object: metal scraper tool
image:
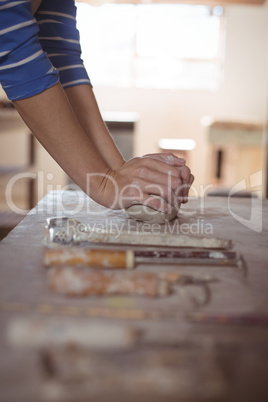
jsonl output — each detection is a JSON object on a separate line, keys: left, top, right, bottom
{"left": 43, "top": 217, "right": 232, "bottom": 250}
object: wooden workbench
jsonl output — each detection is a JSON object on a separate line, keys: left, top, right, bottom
{"left": 0, "top": 191, "right": 268, "bottom": 402}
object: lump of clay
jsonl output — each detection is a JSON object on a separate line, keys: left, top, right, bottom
{"left": 125, "top": 196, "right": 179, "bottom": 224}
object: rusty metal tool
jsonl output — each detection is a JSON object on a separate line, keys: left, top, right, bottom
{"left": 48, "top": 267, "right": 214, "bottom": 304}
{"left": 48, "top": 268, "right": 171, "bottom": 298}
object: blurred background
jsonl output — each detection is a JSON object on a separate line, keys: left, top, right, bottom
{"left": 0, "top": 0, "right": 268, "bottom": 238}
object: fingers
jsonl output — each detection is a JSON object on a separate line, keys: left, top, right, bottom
{"left": 179, "top": 165, "right": 192, "bottom": 184}
{"left": 128, "top": 156, "right": 194, "bottom": 207}
{"left": 128, "top": 190, "right": 177, "bottom": 214}
{"left": 143, "top": 152, "right": 186, "bottom": 167}
{"left": 141, "top": 153, "right": 194, "bottom": 203}
{"left": 138, "top": 156, "right": 183, "bottom": 179}
{"left": 176, "top": 169, "right": 195, "bottom": 204}
{"left": 178, "top": 165, "right": 191, "bottom": 203}
{"left": 128, "top": 177, "right": 179, "bottom": 211}
{"left": 133, "top": 158, "right": 184, "bottom": 208}
{"left": 102, "top": 155, "right": 194, "bottom": 211}
{"left": 137, "top": 164, "right": 181, "bottom": 192}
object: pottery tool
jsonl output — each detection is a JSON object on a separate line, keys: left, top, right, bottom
{"left": 43, "top": 246, "right": 245, "bottom": 270}
{"left": 3, "top": 301, "right": 268, "bottom": 326}
{"left": 44, "top": 248, "right": 134, "bottom": 269}
{"left": 43, "top": 217, "right": 232, "bottom": 249}
{"left": 48, "top": 268, "right": 171, "bottom": 297}
{"left": 0, "top": 301, "right": 177, "bottom": 320}
{"left": 48, "top": 267, "right": 213, "bottom": 304}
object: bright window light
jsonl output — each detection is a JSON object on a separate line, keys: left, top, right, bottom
{"left": 76, "top": 3, "right": 225, "bottom": 90}
{"left": 136, "top": 5, "right": 219, "bottom": 59}
{"left": 158, "top": 139, "right": 196, "bottom": 151}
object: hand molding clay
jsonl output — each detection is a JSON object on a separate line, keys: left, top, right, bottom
{"left": 126, "top": 196, "right": 180, "bottom": 224}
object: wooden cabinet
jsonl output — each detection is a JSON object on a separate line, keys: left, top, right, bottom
{"left": 203, "top": 118, "right": 265, "bottom": 191}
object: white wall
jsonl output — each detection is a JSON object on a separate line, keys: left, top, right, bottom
{"left": 93, "top": 2, "right": 268, "bottom": 193}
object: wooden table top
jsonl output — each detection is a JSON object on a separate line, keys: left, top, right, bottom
{"left": 0, "top": 191, "right": 268, "bottom": 402}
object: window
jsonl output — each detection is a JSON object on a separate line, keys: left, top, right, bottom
{"left": 76, "top": 3, "right": 225, "bottom": 90}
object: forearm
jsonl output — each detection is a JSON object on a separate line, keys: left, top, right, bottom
{"left": 64, "top": 85, "right": 125, "bottom": 170}
{"left": 13, "top": 82, "right": 110, "bottom": 196}
{"left": 3, "top": 0, "right": 194, "bottom": 212}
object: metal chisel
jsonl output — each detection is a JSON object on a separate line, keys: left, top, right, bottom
{"left": 43, "top": 217, "right": 232, "bottom": 249}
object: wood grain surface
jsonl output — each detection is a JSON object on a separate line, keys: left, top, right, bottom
{"left": 0, "top": 190, "right": 267, "bottom": 402}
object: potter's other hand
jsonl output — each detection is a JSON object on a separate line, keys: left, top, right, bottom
{"left": 143, "top": 152, "right": 186, "bottom": 167}
{"left": 176, "top": 165, "right": 194, "bottom": 204}
{"left": 145, "top": 153, "right": 194, "bottom": 204}
{"left": 90, "top": 154, "right": 188, "bottom": 211}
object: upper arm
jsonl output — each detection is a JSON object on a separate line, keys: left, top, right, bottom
{"left": 0, "top": 0, "right": 59, "bottom": 100}
{"left": 35, "top": 0, "right": 92, "bottom": 89}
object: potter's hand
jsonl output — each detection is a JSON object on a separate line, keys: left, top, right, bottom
{"left": 90, "top": 153, "right": 194, "bottom": 211}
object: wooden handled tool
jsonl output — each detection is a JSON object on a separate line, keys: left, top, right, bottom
{"left": 48, "top": 268, "right": 171, "bottom": 297}
{"left": 44, "top": 248, "right": 134, "bottom": 269}
{"left": 48, "top": 268, "right": 212, "bottom": 303}
{"left": 43, "top": 247, "right": 241, "bottom": 269}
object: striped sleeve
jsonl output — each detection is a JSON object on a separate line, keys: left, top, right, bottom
{"left": 0, "top": 0, "right": 59, "bottom": 100}
{"left": 35, "top": 0, "right": 92, "bottom": 89}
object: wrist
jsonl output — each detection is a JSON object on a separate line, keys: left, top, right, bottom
{"left": 82, "top": 166, "right": 113, "bottom": 203}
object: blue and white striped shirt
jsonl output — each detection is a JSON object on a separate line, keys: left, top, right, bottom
{"left": 0, "top": 0, "right": 91, "bottom": 101}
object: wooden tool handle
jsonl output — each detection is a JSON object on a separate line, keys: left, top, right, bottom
{"left": 43, "top": 248, "right": 134, "bottom": 269}
{"left": 48, "top": 268, "right": 170, "bottom": 297}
